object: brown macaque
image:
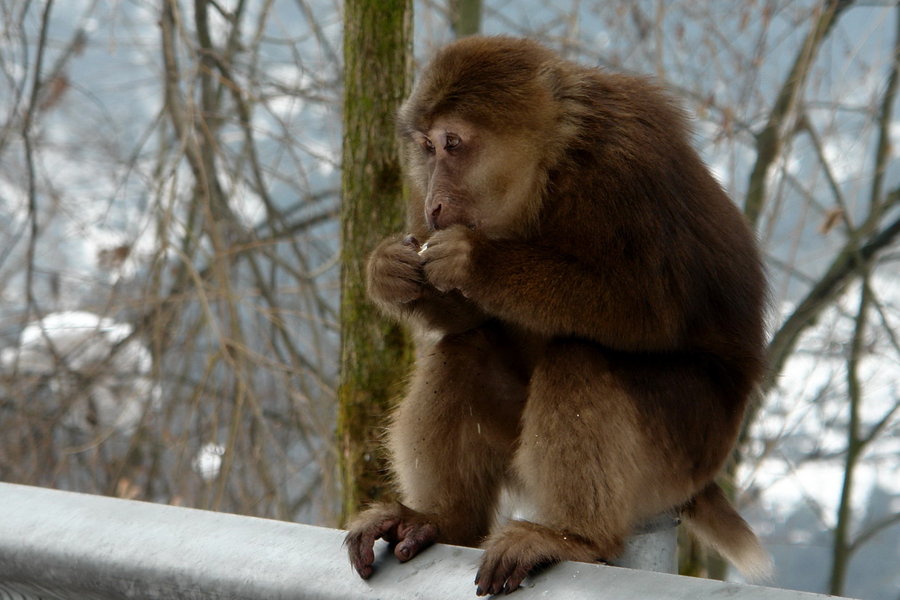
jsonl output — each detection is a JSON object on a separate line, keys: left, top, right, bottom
{"left": 345, "top": 36, "right": 771, "bottom": 595}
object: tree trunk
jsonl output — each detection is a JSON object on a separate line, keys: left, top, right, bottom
{"left": 828, "top": 279, "right": 869, "bottom": 596}
{"left": 450, "top": 0, "right": 482, "bottom": 38}
{"left": 338, "top": 0, "right": 413, "bottom": 524}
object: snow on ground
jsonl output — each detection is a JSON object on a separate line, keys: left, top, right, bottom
{"left": 1, "top": 311, "right": 158, "bottom": 432}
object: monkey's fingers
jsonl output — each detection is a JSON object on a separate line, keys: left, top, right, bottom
{"left": 344, "top": 516, "right": 401, "bottom": 579}
{"left": 368, "top": 241, "right": 428, "bottom": 304}
{"left": 418, "top": 225, "right": 476, "bottom": 291}
{"left": 401, "top": 234, "right": 421, "bottom": 251}
{"left": 388, "top": 246, "right": 426, "bottom": 272}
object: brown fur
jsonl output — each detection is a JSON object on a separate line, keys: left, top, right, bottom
{"left": 347, "top": 36, "right": 769, "bottom": 594}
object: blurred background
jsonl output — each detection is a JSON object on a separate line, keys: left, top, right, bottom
{"left": 0, "top": 1, "right": 897, "bottom": 598}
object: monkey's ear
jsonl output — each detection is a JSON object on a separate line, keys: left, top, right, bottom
{"left": 537, "top": 63, "right": 565, "bottom": 101}
{"left": 531, "top": 62, "right": 584, "bottom": 169}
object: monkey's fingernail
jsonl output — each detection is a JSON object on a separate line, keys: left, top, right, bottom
{"left": 402, "top": 234, "right": 420, "bottom": 250}
{"left": 417, "top": 242, "right": 429, "bottom": 255}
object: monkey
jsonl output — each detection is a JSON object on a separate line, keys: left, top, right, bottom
{"left": 345, "top": 36, "right": 771, "bottom": 595}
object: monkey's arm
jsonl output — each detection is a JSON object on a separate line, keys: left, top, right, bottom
{"left": 367, "top": 235, "right": 488, "bottom": 335}
{"left": 421, "top": 226, "right": 686, "bottom": 351}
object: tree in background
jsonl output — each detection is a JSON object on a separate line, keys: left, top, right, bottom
{"left": 338, "top": 0, "right": 413, "bottom": 521}
{"left": 450, "top": 0, "right": 482, "bottom": 37}
{"left": 0, "top": 0, "right": 344, "bottom": 523}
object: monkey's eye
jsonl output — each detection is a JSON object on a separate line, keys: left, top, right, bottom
{"left": 422, "top": 138, "right": 435, "bottom": 154}
{"left": 444, "top": 134, "right": 460, "bottom": 150}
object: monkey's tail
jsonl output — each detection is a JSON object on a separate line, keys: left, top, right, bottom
{"left": 680, "top": 482, "right": 773, "bottom": 582}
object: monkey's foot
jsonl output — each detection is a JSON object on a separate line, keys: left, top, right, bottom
{"left": 344, "top": 502, "right": 439, "bottom": 579}
{"left": 475, "top": 520, "right": 607, "bottom": 596}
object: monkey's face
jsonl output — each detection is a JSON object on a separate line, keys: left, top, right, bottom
{"left": 406, "top": 116, "right": 544, "bottom": 240}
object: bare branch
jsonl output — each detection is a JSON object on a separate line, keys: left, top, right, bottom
{"left": 829, "top": 270, "right": 871, "bottom": 595}
{"left": 744, "top": 0, "right": 854, "bottom": 228}
{"left": 848, "top": 512, "right": 900, "bottom": 555}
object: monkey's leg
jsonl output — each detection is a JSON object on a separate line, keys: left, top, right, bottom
{"left": 477, "top": 340, "right": 662, "bottom": 596}
{"left": 347, "top": 326, "right": 525, "bottom": 579}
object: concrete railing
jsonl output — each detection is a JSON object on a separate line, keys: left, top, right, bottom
{"left": 0, "top": 483, "right": 843, "bottom": 599}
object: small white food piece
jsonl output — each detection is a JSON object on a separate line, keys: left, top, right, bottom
{"left": 418, "top": 242, "right": 429, "bottom": 255}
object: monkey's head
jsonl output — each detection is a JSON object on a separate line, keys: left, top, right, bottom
{"left": 398, "top": 37, "right": 576, "bottom": 240}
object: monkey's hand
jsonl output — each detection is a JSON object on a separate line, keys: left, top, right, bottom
{"left": 367, "top": 236, "right": 427, "bottom": 306}
{"left": 345, "top": 502, "right": 439, "bottom": 579}
{"left": 420, "top": 225, "right": 475, "bottom": 294}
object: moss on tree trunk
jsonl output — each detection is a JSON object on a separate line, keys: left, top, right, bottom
{"left": 338, "top": 0, "right": 413, "bottom": 524}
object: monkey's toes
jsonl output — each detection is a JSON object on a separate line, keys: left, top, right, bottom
{"left": 345, "top": 515, "right": 401, "bottom": 579}
{"left": 393, "top": 520, "right": 438, "bottom": 562}
{"left": 475, "top": 553, "right": 533, "bottom": 596}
